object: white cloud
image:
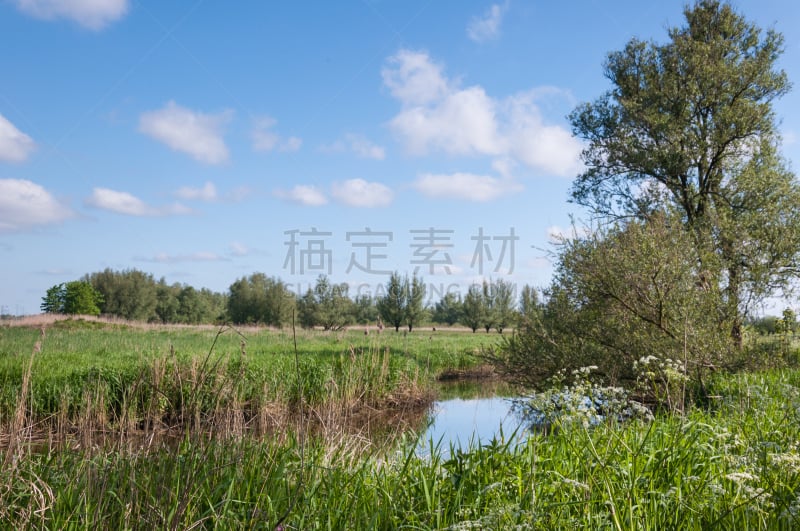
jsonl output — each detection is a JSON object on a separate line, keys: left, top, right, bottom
{"left": 0, "top": 179, "right": 73, "bottom": 232}
{"left": 174, "top": 182, "right": 251, "bottom": 203}
{"left": 491, "top": 157, "right": 517, "bottom": 179}
{"left": 139, "top": 101, "right": 232, "bottom": 164}
{"left": 467, "top": 2, "right": 508, "bottom": 43}
{"left": 384, "top": 50, "right": 582, "bottom": 177}
{"left": 322, "top": 134, "right": 385, "bottom": 160}
{"left": 413, "top": 172, "right": 521, "bottom": 202}
{"left": 14, "top": 0, "right": 129, "bottom": 30}
{"left": 274, "top": 185, "right": 328, "bottom": 207}
{"left": 382, "top": 49, "right": 451, "bottom": 106}
{"left": 175, "top": 181, "right": 217, "bottom": 201}
{"left": 331, "top": 179, "right": 394, "bottom": 208}
{"left": 0, "top": 114, "right": 35, "bottom": 162}
{"left": 252, "top": 116, "right": 302, "bottom": 153}
{"left": 347, "top": 134, "right": 385, "bottom": 159}
{"left": 86, "top": 187, "right": 191, "bottom": 216}
{"left": 229, "top": 242, "right": 249, "bottom": 256}
{"left": 139, "top": 252, "right": 226, "bottom": 264}
{"left": 504, "top": 92, "right": 584, "bottom": 176}
{"left": 390, "top": 85, "right": 502, "bottom": 156}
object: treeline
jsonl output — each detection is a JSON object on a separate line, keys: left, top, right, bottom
{"left": 42, "top": 269, "right": 227, "bottom": 324}
{"left": 41, "top": 268, "right": 540, "bottom": 332}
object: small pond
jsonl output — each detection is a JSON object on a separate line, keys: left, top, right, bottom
{"left": 417, "top": 380, "right": 528, "bottom": 457}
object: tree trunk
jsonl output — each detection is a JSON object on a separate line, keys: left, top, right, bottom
{"left": 727, "top": 264, "right": 743, "bottom": 350}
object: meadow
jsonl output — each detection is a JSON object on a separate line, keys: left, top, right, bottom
{"left": 0, "top": 318, "right": 492, "bottom": 441}
{"left": 2, "top": 318, "right": 800, "bottom": 529}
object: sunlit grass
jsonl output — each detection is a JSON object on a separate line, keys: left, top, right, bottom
{"left": 1, "top": 370, "right": 799, "bottom": 529}
{"left": 0, "top": 320, "right": 493, "bottom": 435}
{"left": 2, "top": 320, "right": 799, "bottom": 528}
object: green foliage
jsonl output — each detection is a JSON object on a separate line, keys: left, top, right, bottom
{"left": 0, "top": 325, "right": 491, "bottom": 426}
{"left": 154, "top": 278, "right": 180, "bottom": 323}
{"left": 76, "top": 269, "right": 226, "bottom": 324}
{"left": 461, "top": 284, "right": 485, "bottom": 333}
{"left": 85, "top": 268, "right": 159, "bottom": 321}
{"left": 352, "top": 294, "right": 379, "bottom": 324}
{"left": 497, "top": 1, "right": 800, "bottom": 404}
{"left": 480, "top": 280, "right": 495, "bottom": 333}
{"left": 493, "top": 214, "right": 732, "bottom": 395}
{"left": 63, "top": 281, "right": 103, "bottom": 316}
{"left": 748, "top": 315, "right": 780, "bottom": 335}
{"left": 40, "top": 281, "right": 103, "bottom": 316}
{"left": 490, "top": 279, "right": 515, "bottom": 334}
{"left": 297, "top": 275, "right": 354, "bottom": 330}
{"left": 405, "top": 274, "right": 426, "bottom": 332}
{"left": 518, "top": 284, "right": 540, "bottom": 325}
{"left": 777, "top": 308, "right": 798, "bottom": 335}
{"left": 432, "top": 292, "right": 463, "bottom": 326}
{"left": 40, "top": 284, "right": 65, "bottom": 314}
{"left": 227, "top": 273, "right": 295, "bottom": 326}
{"left": 569, "top": 0, "right": 800, "bottom": 346}
{"left": 376, "top": 272, "right": 426, "bottom": 332}
{"left": 377, "top": 272, "right": 407, "bottom": 332}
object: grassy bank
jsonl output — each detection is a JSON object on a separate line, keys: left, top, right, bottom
{"left": 1, "top": 369, "right": 799, "bottom": 529}
{"left": 0, "top": 319, "right": 493, "bottom": 436}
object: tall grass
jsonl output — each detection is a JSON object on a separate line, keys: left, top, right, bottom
{"left": 0, "top": 321, "right": 489, "bottom": 440}
{"left": 3, "top": 320, "right": 799, "bottom": 529}
{"left": 2, "top": 364, "right": 800, "bottom": 528}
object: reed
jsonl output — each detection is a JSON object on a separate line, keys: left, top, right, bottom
{"left": 3, "top": 320, "right": 799, "bottom": 529}
{"left": 2, "top": 369, "right": 799, "bottom": 529}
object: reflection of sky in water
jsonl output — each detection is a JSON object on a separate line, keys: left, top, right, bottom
{"left": 417, "top": 397, "right": 526, "bottom": 457}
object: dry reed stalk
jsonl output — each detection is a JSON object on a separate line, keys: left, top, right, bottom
{"left": 3, "top": 336, "right": 38, "bottom": 469}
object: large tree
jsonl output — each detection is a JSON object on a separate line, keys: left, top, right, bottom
{"left": 297, "top": 275, "right": 354, "bottom": 330}
{"left": 491, "top": 279, "right": 516, "bottom": 334}
{"left": 377, "top": 273, "right": 407, "bottom": 332}
{"left": 405, "top": 274, "right": 426, "bottom": 332}
{"left": 41, "top": 281, "right": 103, "bottom": 316}
{"left": 228, "top": 273, "right": 295, "bottom": 326}
{"left": 569, "top": 0, "right": 800, "bottom": 346}
{"left": 84, "top": 268, "right": 158, "bottom": 322}
{"left": 377, "top": 273, "right": 426, "bottom": 332}
{"left": 432, "top": 292, "right": 463, "bottom": 326}
{"left": 461, "top": 284, "right": 485, "bottom": 333}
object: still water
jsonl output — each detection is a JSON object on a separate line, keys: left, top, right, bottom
{"left": 417, "top": 381, "right": 528, "bottom": 456}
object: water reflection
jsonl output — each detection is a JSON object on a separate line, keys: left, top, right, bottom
{"left": 417, "top": 380, "right": 527, "bottom": 456}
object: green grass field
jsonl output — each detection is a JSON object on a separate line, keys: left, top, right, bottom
{"left": 2, "top": 368, "right": 799, "bottom": 529}
{"left": 2, "top": 318, "right": 800, "bottom": 529}
{"left": 0, "top": 318, "right": 497, "bottom": 435}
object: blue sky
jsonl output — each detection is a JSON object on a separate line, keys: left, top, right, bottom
{"left": 2, "top": 0, "right": 800, "bottom": 315}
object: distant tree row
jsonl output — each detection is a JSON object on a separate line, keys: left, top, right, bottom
{"left": 748, "top": 309, "right": 798, "bottom": 336}
{"left": 42, "top": 268, "right": 540, "bottom": 331}
{"left": 434, "top": 280, "right": 539, "bottom": 333}
{"left": 41, "top": 269, "right": 227, "bottom": 324}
